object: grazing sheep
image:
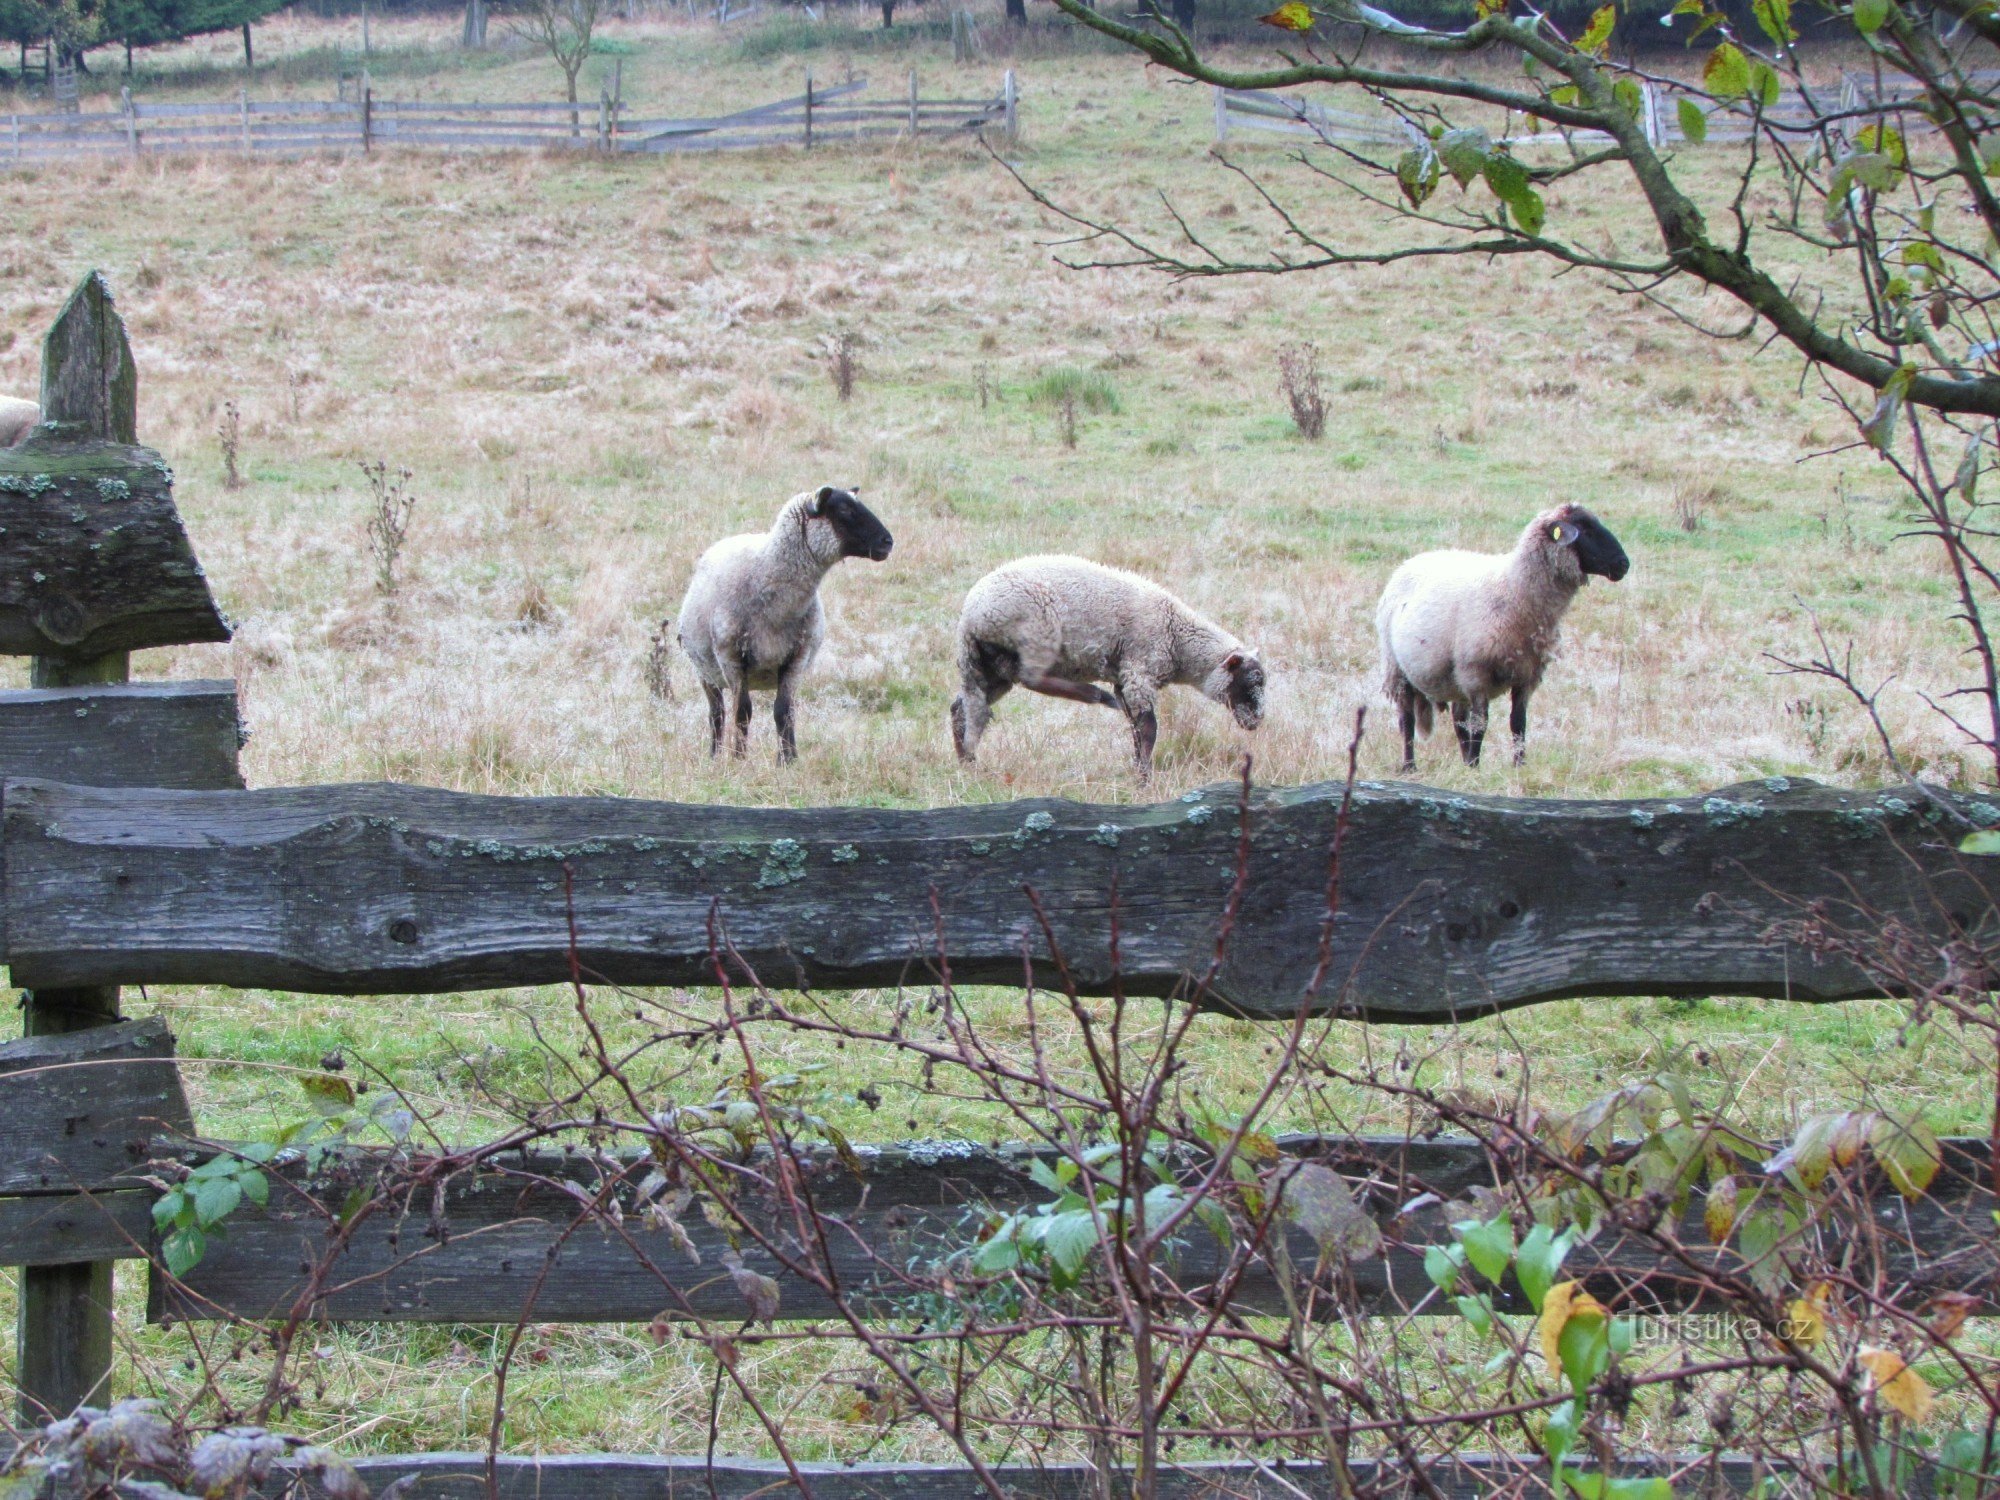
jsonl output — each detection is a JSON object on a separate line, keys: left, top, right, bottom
{"left": 1376, "top": 502, "right": 1629, "bottom": 771}
{"left": 676, "top": 485, "right": 893, "bottom": 762}
{"left": 950, "top": 555, "right": 1265, "bottom": 779}
{"left": 0, "top": 397, "right": 40, "bottom": 447}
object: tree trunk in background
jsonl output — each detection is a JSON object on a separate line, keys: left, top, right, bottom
{"left": 1170, "top": 0, "right": 1194, "bottom": 28}
{"left": 242, "top": 22, "right": 253, "bottom": 66}
{"left": 881, "top": 0, "right": 895, "bottom": 24}
{"left": 1004, "top": 0, "right": 1024, "bottom": 22}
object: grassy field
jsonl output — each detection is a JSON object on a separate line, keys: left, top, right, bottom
{"left": 0, "top": 3, "right": 1991, "bottom": 1458}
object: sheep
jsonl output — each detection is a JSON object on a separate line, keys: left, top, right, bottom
{"left": 950, "top": 555, "right": 1265, "bottom": 780}
{"left": 1375, "top": 502, "right": 1629, "bottom": 772}
{"left": 0, "top": 397, "right": 40, "bottom": 447}
{"left": 675, "top": 485, "right": 894, "bottom": 762}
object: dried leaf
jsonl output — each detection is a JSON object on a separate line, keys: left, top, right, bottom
{"left": 721, "top": 1250, "right": 781, "bottom": 1323}
{"left": 1276, "top": 1161, "right": 1382, "bottom": 1261}
{"left": 1537, "top": 1280, "right": 1607, "bottom": 1372}
{"left": 1928, "top": 1290, "right": 1979, "bottom": 1341}
{"left": 1782, "top": 1287, "right": 1827, "bottom": 1350}
{"left": 1860, "top": 1345, "right": 1934, "bottom": 1423}
{"left": 1704, "top": 1175, "right": 1739, "bottom": 1244}
{"left": 80, "top": 1400, "right": 181, "bottom": 1474}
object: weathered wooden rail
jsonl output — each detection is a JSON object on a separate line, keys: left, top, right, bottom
{"left": 0, "top": 272, "right": 1994, "bottom": 1497}
{"left": 0, "top": 775, "right": 1985, "bottom": 1016}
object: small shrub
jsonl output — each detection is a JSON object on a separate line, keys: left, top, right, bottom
{"left": 646, "top": 620, "right": 677, "bottom": 700}
{"left": 361, "top": 459, "right": 417, "bottom": 597}
{"left": 826, "top": 331, "right": 858, "bottom": 402}
{"left": 1276, "top": 342, "right": 1327, "bottom": 441}
{"left": 1670, "top": 483, "right": 1707, "bottom": 532}
{"left": 1058, "top": 389, "right": 1079, "bottom": 449}
{"left": 1026, "top": 365, "right": 1119, "bottom": 414}
{"left": 218, "top": 399, "right": 243, "bottom": 489}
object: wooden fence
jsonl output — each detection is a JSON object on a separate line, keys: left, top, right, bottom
{"left": 0, "top": 273, "right": 1996, "bottom": 1494}
{"left": 0, "top": 69, "right": 1016, "bottom": 163}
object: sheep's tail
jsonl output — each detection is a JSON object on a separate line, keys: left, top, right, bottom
{"left": 1413, "top": 694, "right": 1434, "bottom": 737}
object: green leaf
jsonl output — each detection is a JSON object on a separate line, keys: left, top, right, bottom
{"left": 163, "top": 1225, "right": 207, "bottom": 1277}
{"left": 1482, "top": 154, "right": 1547, "bottom": 235}
{"left": 1704, "top": 42, "right": 1751, "bottom": 100}
{"left": 1044, "top": 1210, "right": 1100, "bottom": 1279}
{"left": 1872, "top": 1114, "right": 1942, "bottom": 1199}
{"left": 1902, "top": 241, "right": 1943, "bottom": 271}
{"left": 1578, "top": 1, "right": 1615, "bottom": 53}
{"left": 1750, "top": 61, "right": 1782, "bottom": 107}
{"left": 1961, "top": 828, "right": 2000, "bottom": 853}
{"left": 151, "top": 1189, "right": 187, "bottom": 1233}
{"left": 1549, "top": 84, "right": 1581, "bottom": 105}
{"left": 971, "top": 1228, "right": 1021, "bottom": 1274}
{"left": 1861, "top": 362, "right": 1916, "bottom": 452}
{"left": 1515, "top": 1223, "right": 1573, "bottom": 1311}
{"left": 1438, "top": 126, "right": 1492, "bottom": 188}
{"left": 1753, "top": 0, "right": 1794, "bottom": 41}
{"left": 1544, "top": 1398, "right": 1580, "bottom": 1469}
{"left": 1557, "top": 1303, "right": 1611, "bottom": 1396}
{"left": 1853, "top": 0, "right": 1889, "bottom": 32}
{"left": 1677, "top": 95, "right": 1708, "bottom": 142}
{"left": 1613, "top": 77, "right": 1643, "bottom": 118}
{"left": 1858, "top": 122, "right": 1908, "bottom": 167}
{"left": 300, "top": 1072, "right": 357, "bottom": 1116}
{"left": 192, "top": 1174, "right": 242, "bottom": 1227}
{"left": 238, "top": 1168, "right": 269, "bottom": 1208}
{"left": 1455, "top": 1292, "right": 1494, "bottom": 1334}
{"left": 1458, "top": 1216, "right": 1515, "bottom": 1285}
{"left": 1424, "top": 1243, "right": 1462, "bottom": 1293}
{"left": 1396, "top": 145, "right": 1442, "bottom": 209}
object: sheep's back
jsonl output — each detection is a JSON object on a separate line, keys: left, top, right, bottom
{"left": 1377, "top": 550, "right": 1509, "bottom": 694}
{"left": 0, "top": 396, "right": 39, "bottom": 448}
{"left": 960, "top": 555, "right": 1172, "bottom": 661}
{"left": 676, "top": 533, "right": 765, "bottom": 676}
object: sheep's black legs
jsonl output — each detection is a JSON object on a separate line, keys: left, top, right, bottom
{"left": 1130, "top": 707, "right": 1158, "bottom": 779}
{"left": 774, "top": 686, "right": 797, "bottom": 763}
{"left": 1020, "top": 672, "right": 1119, "bottom": 709}
{"left": 1509, "top": 686, "right": 1529, "bottom": 766}
{"left": 1451, "top": 704, "right": 1484, "bottom": 766}
{"left": 1396, "top": 683, "right": 1418, "bottom": 772}
{"left": 732, "top": 685, "right": 753, "bottom": 757}
{"left": 703, "top": 685, "right": 726, "bottom": 758}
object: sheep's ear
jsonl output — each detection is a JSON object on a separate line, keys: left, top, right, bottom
{"left": 809, "top": 486, "right": 832, "bottom": 515}
{"left": 1222, "top": 651, "right": 1245, "bottom": 672}
{"left": 1550, "top": 520, "right": 1579, "bottom": 546}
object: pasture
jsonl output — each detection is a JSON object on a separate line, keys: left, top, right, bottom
{"left": 0, "top": 3, "right": 1985, "bottom": 1461}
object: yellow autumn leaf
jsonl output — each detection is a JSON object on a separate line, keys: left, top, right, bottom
{"left": 1258, "top": 0, "right": 1316, "bottom": 28}
{"left": 1536, "top": 1280, "right": 1608, "bottom": 1371}
{"left": 1781, "top": 1292, "right": 1825, "bottom": 1350}
{"left": 1860, "top": 1346, "right": 1934, "bottom": 1423}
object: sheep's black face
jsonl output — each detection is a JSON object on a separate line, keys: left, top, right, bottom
{"left": 811, "top": 486, "right": 894, "bottom": 562}
{"left": 1223, "top": 651, "right": 1265, "bottom": 730}
{"left": 1553, "top": 506, "right": 1630, "bottom": 583}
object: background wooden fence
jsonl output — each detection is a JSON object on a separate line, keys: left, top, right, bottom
{"left": 0, "top": 68, "right": 1016, "bottom": 161}
{"left": 0, "top": 274, "right": 1993, "bottom": 1494}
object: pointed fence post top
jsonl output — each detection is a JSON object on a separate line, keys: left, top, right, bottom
{"left": 39, "top": 272, "right": 137, "bottom": 445}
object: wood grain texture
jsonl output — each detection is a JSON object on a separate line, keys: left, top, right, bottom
{"left": 0, "top": 681, "right": 242, "bottom": 792}
{"left": 38, "top": 273, "right": 136, "bottom": 446}
{"left": 152, "top": 1136, "right": 1997, "bottom": 1327}
{"left": 6, "top": 777, "right": 1991, "bottom": 1017}
{"left": 0, "top": 1190, "right": 151, "bottom": 1265}
{"left": 0, "top": 438, "right": 231, "bottom": 658}
{"left": 0, "top": 1017, "right": 192, "bottom": 1196}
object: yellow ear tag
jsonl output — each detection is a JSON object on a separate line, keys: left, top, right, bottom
{"left": 1551, "top": 525, "right": 1564, "bottom": 540}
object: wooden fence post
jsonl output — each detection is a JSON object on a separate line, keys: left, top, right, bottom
{"left": 363, "top": 77, "right": 373, "bottom": 153}
{"left": 238, "top": 88, "right": 250, "bottom": 154}
{"left": 1003, "top": 68, "right": 1017, "bottom": 141}
{"left": 120, "top": 86, "right": 137, "bottom": 155}
{"left": 1213, "top": 83, "right": 1227, "bottom": 143}
{"left": 804, "top": 67, "right": 813, "bottom": 149}
{"left": 909, "top": 68, "right": 919, "bottom": 135}
{"left": 9, "top": 113, "right": 17, "bottom": 160}
{"left": 15, "top": 274, "right": 136, "bottom": 1426}
{"left": 610, "top": 56, "right": 622, "bottom": 148}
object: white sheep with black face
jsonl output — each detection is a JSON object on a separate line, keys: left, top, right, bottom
{"left": 0, "top": 397, "right": 39, "bottom": 447}
{"left": 1376, "top": 502, "right": 1630, "bottom": 771}
{"left": 675, "top": 485, "right": 894, "bottom": 763}
{"left": 949, "top": 554, "right": 1266, "bottom": 781}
